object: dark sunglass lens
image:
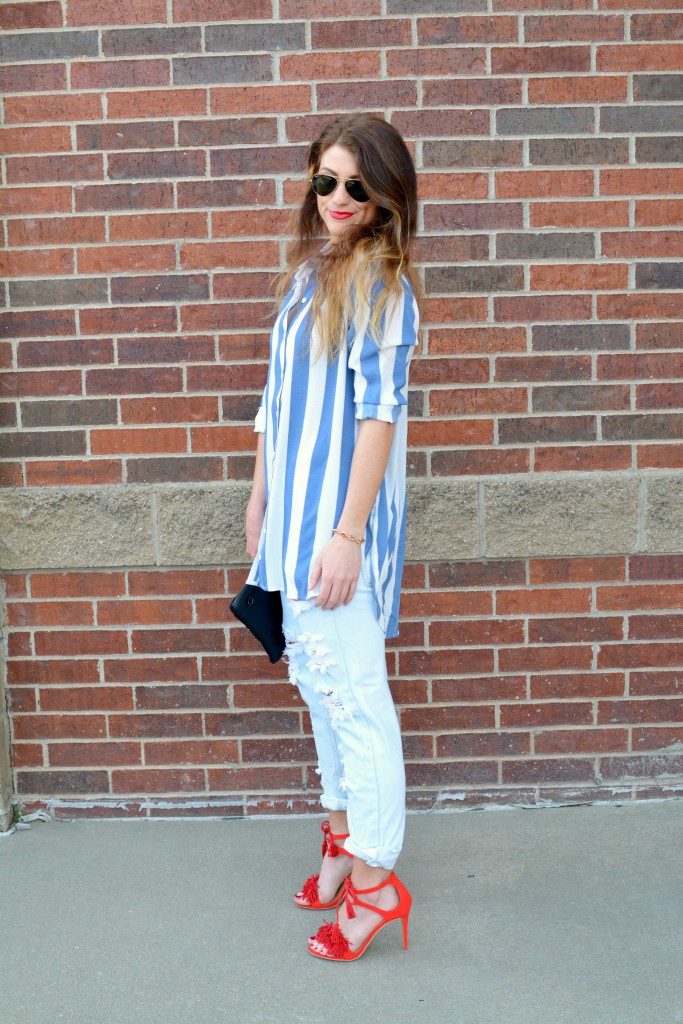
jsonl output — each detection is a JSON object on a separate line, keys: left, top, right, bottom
{"left": 346, "top": 180, "right": 370, "bottom": 203}
{"left": 312, "top": 174, "right": 336, "bottom": 197}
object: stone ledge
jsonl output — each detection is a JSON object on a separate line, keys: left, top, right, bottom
{"left": 0, "top": 472, "right": 681, "bottom": 571}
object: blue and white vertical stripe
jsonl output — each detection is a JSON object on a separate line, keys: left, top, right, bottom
{"left": 246, "top": 262, "right": 419, "bottom": 638}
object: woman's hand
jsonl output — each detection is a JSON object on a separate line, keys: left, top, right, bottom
{"left": 246, "top": 496, "right": 266, "bottom": 560}
{"left": 309, "top": 534, "right": 362, "bottom": 610}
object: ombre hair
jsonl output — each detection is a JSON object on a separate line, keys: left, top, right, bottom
{"left": 276, "top": 114, "right": 421, "bottom": 361}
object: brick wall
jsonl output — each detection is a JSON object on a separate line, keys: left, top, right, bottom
{"left": 1, "top": 0, "right": 683, "bottom": 819}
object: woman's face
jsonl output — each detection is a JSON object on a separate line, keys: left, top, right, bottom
{"left": 315, "top": 144, "right": 378, "bottom": 244}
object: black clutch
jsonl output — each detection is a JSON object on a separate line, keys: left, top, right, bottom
{"left": 229, "top": 583, "right": 285, "bottom": 664}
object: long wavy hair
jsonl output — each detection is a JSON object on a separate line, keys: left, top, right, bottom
{"left": 275, "top": 114, "right": 421, "bottom": 361}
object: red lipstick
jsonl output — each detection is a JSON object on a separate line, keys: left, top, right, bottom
{"left": 329, "top": 211, "right": 353, "bottom": 220}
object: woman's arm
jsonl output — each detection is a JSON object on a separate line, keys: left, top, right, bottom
{"left": 309, "top": 418, "right": 395, "bottom": 610}
{"left": 246, "top": 431, "right": 267, "bottom": 560}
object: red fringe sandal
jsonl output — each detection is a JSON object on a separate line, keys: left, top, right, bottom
{"left": 293, "top": 819, "right": 353, "bottom": 910}
{"left": 307, "top": 872, "right": 412, "bottom": 961}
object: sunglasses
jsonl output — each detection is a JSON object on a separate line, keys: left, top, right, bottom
{"left": 311, "top": 173, "right": 371, "bottom": 204}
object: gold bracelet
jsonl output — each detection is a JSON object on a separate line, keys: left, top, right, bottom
{"left": 332, "top": 528, "right": 365, "bottom": 545}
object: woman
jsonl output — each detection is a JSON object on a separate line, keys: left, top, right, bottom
{"left": 245, "top": 113, "right": 420, "bottom": 962}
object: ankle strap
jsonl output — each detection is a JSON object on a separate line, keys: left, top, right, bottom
{"left": 321, "top": 819, "right": 351, "bottom": 859}
{"left": 342, "top": 873, "right": 397, "bottom": 920}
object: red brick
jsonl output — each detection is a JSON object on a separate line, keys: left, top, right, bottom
{"left": 34, "top": 630, "right": 128, "bottom": 657}
{"left": 602, "top": 354, "right": 683, "bottom": 382}
{"left": 6, "top": 153, "right": 103, "bottom": 185}
{"left": 67, "top": 0, "right": 166, "bottom": 24}
{"left": 173, "top": 0, "right": 270, "bottom": 21}
{"left": 599, "top": 293, "right": 683, "bottom": 321}
{"left": 79, "top": 305, "right": 177, "bottom": 335}
{"left": 492, "top": 44, "right": 591, "bottom": 73}
{"left": 130, "top": 628, "right": 225, "bottom": 654}
{"left": 40, "top": 686, "right": 134, "bottom": 711}
{"left": 499, "top": 645, "right": 593, "bottom": 673}
{"left": 531, "top": 263, "right": 628, "bottom": 292}
{"left": 602, "top": 168, "right": 683, "bottom": 197}
{"left": 501, "top": 758, "right": 594, "bottom": 784}
{"left": 638, "top": 444, "right": 683, "bottom": 470}
{"left": 632, "top": 726, "right": 683, "bottom": 749}
{"left": 8, "top": 601, "right": 94, "bottom": 628}
{"left": 409, "top": 417, "right": 493, "bottom": 446}
{"left": 637, "top": 383, "right": 683, "bottom": 411}
{"left": 111, "top": 768, "right": 205, "bottom": 792}
{"left": 402, "top": 705, "right": 495, "bottom": 731}
{"left": 1, "top": 185, "right": 71, "bottom": 216}
{"left": 636, "top": 201, "right": 683, "bottom": 230}
{"left": 78, "top": 244, "right": 176, "bottom": 274}
{"left": 418, "top": 173, "right": 489, "bottom": 202}
{"left": 430, "top": 676, "right": 514, "bottom": 708}
{"left": 110, "top": 211, "right": 207, "bottom": 242}
{"left": 530, "top": 557, "right": 626, "bottom": 585}
{"left": 399, "top": 648, "right": 495, "bottom": 677}
{"left": 144, "top": 740, "right": 239, "bottom": 764}
{"left": 211, "top": 84, "right": 310, "bottom": 114}
{"left": 26, "top": 460, "right": 123, "bottom": 487}
{"left": 532, "top": 667, "right": 626, "bottom": 700}
{"left": 630, "top": 556, "right": 683, "bottom": 582}
{"left": 4, "top": 249, "right": 74, "bottom": 277}
{"left": 525, "top": 13, "right": 623, "bottom": 42}
{"left": 0, "top": 2, "right": 63, "bottom": 29}
{"left": 535, "top": 727, "right": 628, "bottom": 755}
{"left": 430, "top": 618, "right": 524, "bottom": 647}
{"left": 13, "top": 714, "right": 106, "bottom": 739}
{"left": 531, "top": 200, "right": 629, "bottom": 229}
{"left": 1, "top": 124, "right": 71, "bottom": 154}
{"left": 496, "top": 169, "right": 594, "bottom": 198}
{"left": 0, "top": 63, "right": 67, "bottom": 94}
{"left": 602, "top": 230, "right": 683, "bottom": 258}
{"left": 598, "top": 643, "right": 683, "bottom": 670}
{"left": 49, "top": 741, "right": 142, "bottom": 766}
{"left": 11, "top": 744, "right": 44, "bottom": 768}
{"left": 528, "top": 74, "right": 627, "bottom": 104}
{"left": 128, "top": 569, "right": 225, "bottom": 596}
{"left": 232, "top": 683, "right": 301, "bottom": 709}
{"left": 495, "top": 294, "right": 592, "bottom": 322}
{"left": 534, "top": 445, "right": 632, "bottom": 473}
{"left": 97, "top": 599, "right": 193, "bottom": 626}
{"left": 598, "top": 698, "right": 683, "bottom": 724}
{"left": 432, "top": 448, "right": 526, "bottom": 480}
{"left": 597, "top": 43, "right": 683, "bottom": 72}
{"left": 120, "top": 395, "right": 219, "bottom": 425}
{"left": 386, "top": 47, "right": 486, "bottom": 77}
{"left": 530, "top": 616, "right": 624, "bottom": 644}
{"left": 597, "top": 583, "right": 683, "bottom": 611}
{"left": 90, "top": 427, "right": 187, "bottom": 455}
{"left": 4, "top": 92, "right": 103, "bottom": 123}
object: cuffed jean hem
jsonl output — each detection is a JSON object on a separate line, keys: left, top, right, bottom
{"left": 343, "top": 837, "right": 401, "bottom": 871}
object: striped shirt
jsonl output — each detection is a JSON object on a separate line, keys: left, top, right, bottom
{"left": 246, "top": 260, "right": 419, "bottom": 638}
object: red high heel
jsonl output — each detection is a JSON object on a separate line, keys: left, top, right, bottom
{"left": 293, "top": 820, "right": 353, "bottom": 910}
{"left": 307, "top": 871, "right": 412, "bottom": 961}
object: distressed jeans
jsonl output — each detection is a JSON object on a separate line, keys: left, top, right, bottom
{"left": 281, "top": 571, "right": 406, "bottom": 870}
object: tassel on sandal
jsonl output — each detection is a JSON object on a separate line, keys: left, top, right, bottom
{"left": 293, "top": 819, "right": 353, "bottom": 910}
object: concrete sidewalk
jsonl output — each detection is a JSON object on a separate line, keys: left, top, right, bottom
{"left": 1, "top": 800, "right": 682, "bottom": 1024}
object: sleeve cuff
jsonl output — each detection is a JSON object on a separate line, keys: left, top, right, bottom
{"left": 354, "top": 403, "right": 402, "bottom": 424}
{"left": 254, "top": 403, "right": 266, "bottom": 433}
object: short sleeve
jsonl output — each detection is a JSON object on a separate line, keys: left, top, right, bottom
{"left": 254, "top": 393, "right": 266, "bottom": 433}
{"left": 347, "top": 281, "right": 419, "bottom": 424}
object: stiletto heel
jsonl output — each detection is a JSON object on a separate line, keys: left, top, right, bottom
{"left": 308, "top": 871, "right": 412, "bottom": 961}
{"left": 294, "top": 819, "right": 353, "bottom": 910}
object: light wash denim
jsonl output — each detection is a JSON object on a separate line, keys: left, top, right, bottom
{"left": 280, "top": 569, "right": 406, "bottom": 870}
